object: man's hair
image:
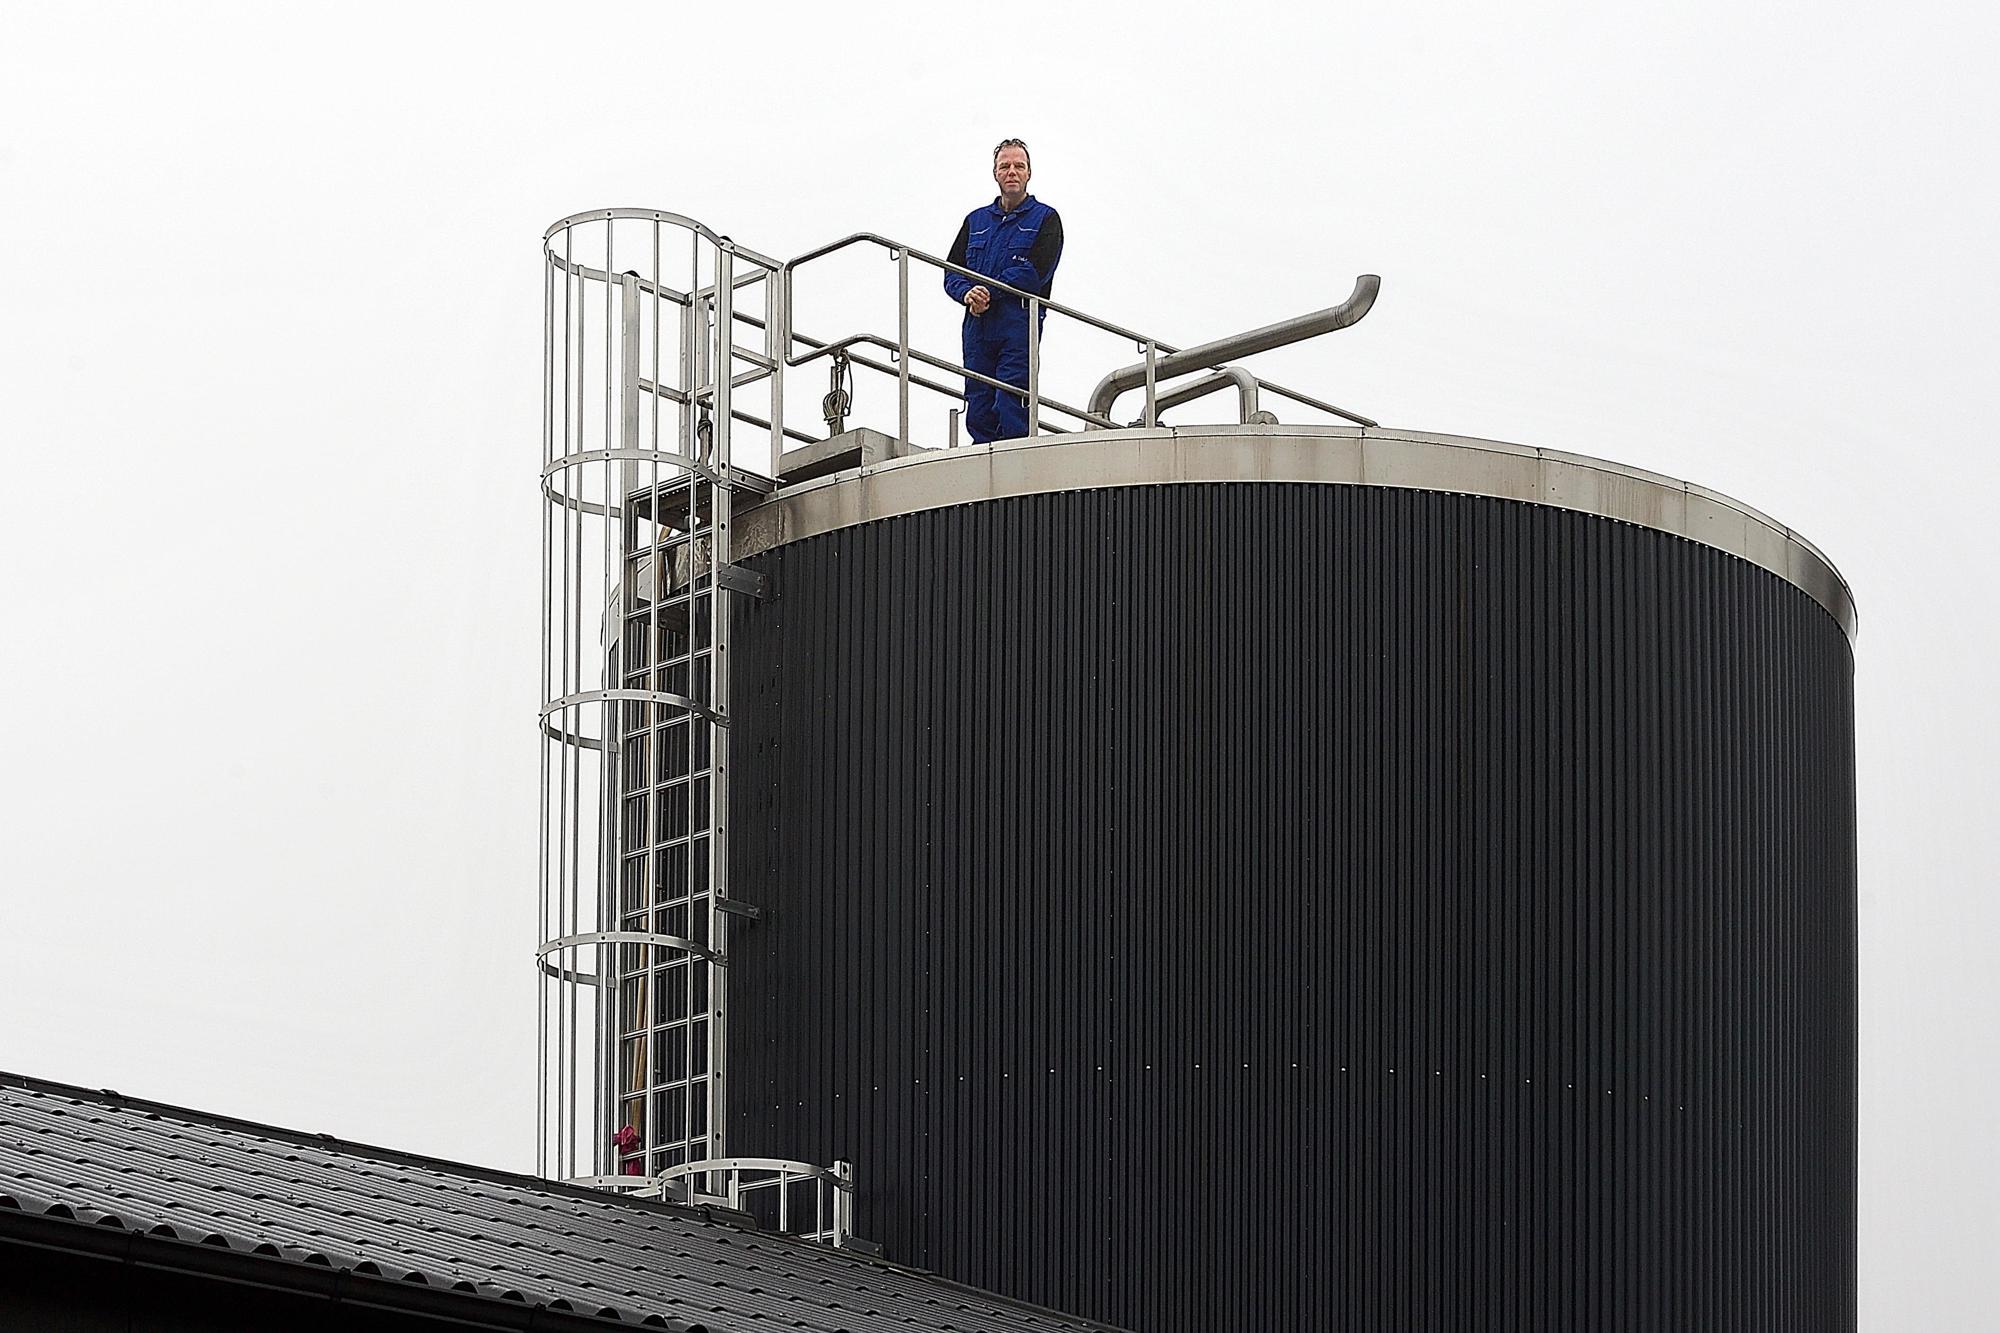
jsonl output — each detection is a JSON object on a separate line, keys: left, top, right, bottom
{"left": 992, "top": 138, "right": 1031, "bottom": 169}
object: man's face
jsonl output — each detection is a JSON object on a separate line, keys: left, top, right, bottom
{"left": 994, "top": 146, "right": 1031, "bottom": 205}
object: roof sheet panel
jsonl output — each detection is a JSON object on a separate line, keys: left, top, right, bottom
{"left": 0, "top": 1073, "right": 1125, "bottom": 1333}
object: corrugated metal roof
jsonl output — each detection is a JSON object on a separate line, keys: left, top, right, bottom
{"left": 0, "top": 1072, "right": 1128, "bottom": 1333}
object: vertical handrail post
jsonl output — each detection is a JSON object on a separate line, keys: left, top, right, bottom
{"left": 896, "top": 248, "right": 911, "bottom": 445}
{"left": 1027, "top": 296, "right": 1040, "bottom": 437}
{"left": 766, "top": 262, "right": 784, "bottom": 472}
{"left": 1142, "top": 340, "right": 1158, "bottom": 428}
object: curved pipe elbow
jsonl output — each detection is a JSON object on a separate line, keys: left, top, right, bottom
{"left": 1087, "top": 274, "right": 1381, "bottom": 420}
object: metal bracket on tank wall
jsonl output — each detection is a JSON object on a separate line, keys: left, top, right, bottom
{"left": 716, "top": 562, "right": 771, "bottom": 601}
{"left": 724, "top": 467, "right": 777, "bottom": 496}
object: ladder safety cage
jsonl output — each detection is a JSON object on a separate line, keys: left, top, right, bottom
{"left": 660, "top": 1157, "right": 856, "bottom": 1247}
{"left": 556, "top": 1158, "right": 856, "bottom": 1249}
{"left": 539, "top": 211, "right": 783, "bottom": 1189}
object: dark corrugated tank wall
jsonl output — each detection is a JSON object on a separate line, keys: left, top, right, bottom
{"left": 727, "top": 483, "right": 1857, "bottom": 1332}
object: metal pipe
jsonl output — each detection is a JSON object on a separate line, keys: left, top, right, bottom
{"left": 1087, "top": 275, "right": 1380, "bottom": 418}
{"left": 1149, "top": 365, "right": 1265, "bottom": 424}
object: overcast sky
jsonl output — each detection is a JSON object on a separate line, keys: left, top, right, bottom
{"left": 3, "top": 3, "right": 1994, "bottom": 1327}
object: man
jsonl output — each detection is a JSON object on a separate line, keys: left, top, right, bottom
{"left": 943, "top": 139, "right": 1064, "bottom": 444}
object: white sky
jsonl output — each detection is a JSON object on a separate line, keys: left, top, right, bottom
{"left": 2, "top": 2, "right": 1994, "bottom": 1326}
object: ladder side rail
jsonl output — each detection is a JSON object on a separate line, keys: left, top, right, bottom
{"left": 709, "top": 243, "right": 735, "bottom": 1166}
{"left": 606, "top": 270, "right": 643, "bottom": 1178}
{"left": 679, "top": 228, "right": 709, "bottom": 1172}
{"left": 537, "top": 223, "right": 562, "bottom": 1179}
{"left": 633, "top": 221, "right": 666, "bottom": 1181}
{"left": 561, "top": 221, "right": 590, "bottom": 1180}
{"left": 641, "top": 233, "right": 664, "bottom": 1178}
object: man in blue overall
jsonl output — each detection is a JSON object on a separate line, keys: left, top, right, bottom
{"left": 943, "top": 139, "right": 1064, "bottom": 443}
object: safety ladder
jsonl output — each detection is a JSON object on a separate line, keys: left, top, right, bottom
{"left": 538, "top": 213, "right": 852, "bottom": 1244}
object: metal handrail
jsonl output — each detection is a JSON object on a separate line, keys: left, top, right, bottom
{"left": 790, "top": 331, "right": 1119, "bottom": 431}
{"left": 547, "top": 212, "right": 1377, "bottom": 475}
{"left": 777, "top": 230, "right": 1378, "bottom": 446}
{"left": 784, "top": 231, "right": 1163, "bottom": 344}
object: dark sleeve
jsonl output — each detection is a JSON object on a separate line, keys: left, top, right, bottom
{"left": 995, "top": 208, "right": 1063, "bottom": 300}
{"left": 943, "top": 216, "right": 974, "bottom": 305}
{"left": 1026, "top": 210, "right": 1063, "bottom": 296}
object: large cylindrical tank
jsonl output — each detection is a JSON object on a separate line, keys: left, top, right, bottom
{"left": 724, "top": 425, "right": 1857, "bottom": 1332}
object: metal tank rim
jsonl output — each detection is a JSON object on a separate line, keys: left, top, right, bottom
{"left": 732, "top": 424, "right": 1858, "bottom": 642}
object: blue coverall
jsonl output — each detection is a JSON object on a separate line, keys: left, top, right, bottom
{"left": 943, "top": 196, "right": 1064, "bottom": 443}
